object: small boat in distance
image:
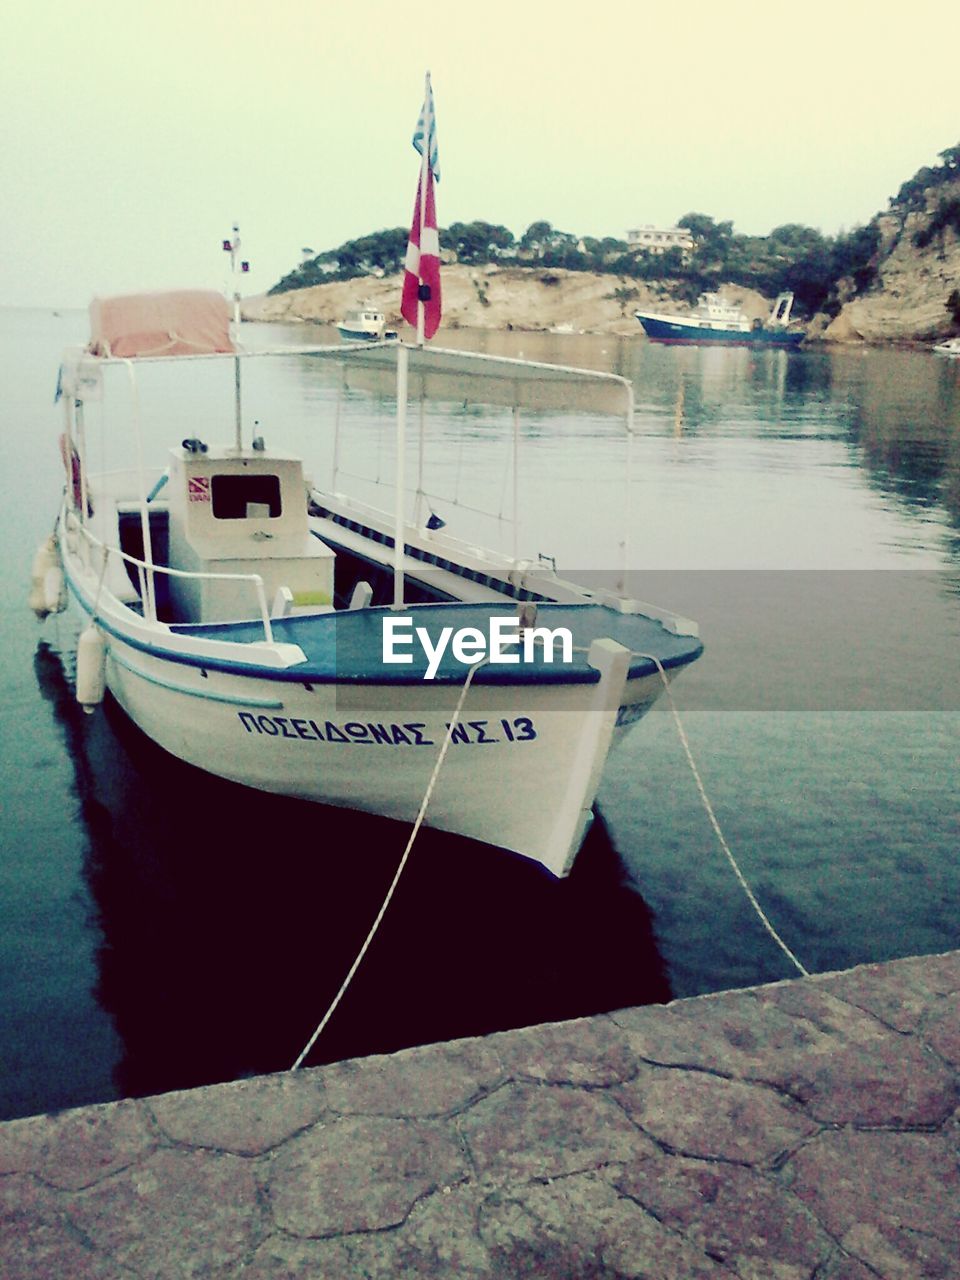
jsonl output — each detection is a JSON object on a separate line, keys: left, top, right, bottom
{"left": 635, "top": 291, "right": 804, "bottom": 347}
{"left": 337, "top": 304, "right": 398, "bottom": 342}
{"left": 36, "top": 289, "right": 703, "bottom": 879}
{"left": 933, "top": 336, "right": 960, "bottom": 357}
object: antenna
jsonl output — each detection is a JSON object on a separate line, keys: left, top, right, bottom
{"left": 222, "top": 223, "right": 250, "bottom": 450}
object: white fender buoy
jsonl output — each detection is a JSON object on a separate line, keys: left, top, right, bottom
{"left": 43, "top": 564, "right": 67, "bottom": 615}
{"left": 29, "top": 536, "right": 61, "bottom": 619}
{"left": 76, "top": 625, "right": 106, "bottom": 714}
{"left": 28, "top": 580, "right": 49, "bottom": 618}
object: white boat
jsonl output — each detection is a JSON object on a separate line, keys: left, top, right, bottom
{"left": 36, "top": 289, "right": 702, "bottom": 879}
{"left": 933, "top": 336, "right": 960, "bottom": 357}
{"left": 337, "top": 305, "right": 398, "bottom": 342}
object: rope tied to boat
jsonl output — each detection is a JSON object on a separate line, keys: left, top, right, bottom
{"left": 92, "top": 543, "right": 110, "bottom": 621}
{"left": 632, "top": 651, "right": 809, "bottom": 978}
{"left": 290, "top": 655, "right": 488, "bottom": 1070}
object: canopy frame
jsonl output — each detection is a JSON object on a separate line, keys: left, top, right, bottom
{"left": 61, "top": 335, "right": 636, "bottom": 608}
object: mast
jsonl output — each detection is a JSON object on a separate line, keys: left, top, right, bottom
{"left": 393, "top": 344, "right": 409, "bottom": 609}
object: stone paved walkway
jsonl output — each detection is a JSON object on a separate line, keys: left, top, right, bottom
{"left": 1, "top": 950, "right": 958, "bottom": 1278}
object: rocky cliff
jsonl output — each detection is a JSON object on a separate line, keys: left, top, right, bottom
{"left": 814, "top": 178, "right": 960, "bottom": 343}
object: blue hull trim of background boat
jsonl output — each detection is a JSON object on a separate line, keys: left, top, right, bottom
{"left": 638, "top": 316, "right": 804, "bottom": 347}
{"left": 337, "top": 326, "right": 399, "bottom": 342}
{"left": 337, "top": 327, "right": 378, "bottom": 341}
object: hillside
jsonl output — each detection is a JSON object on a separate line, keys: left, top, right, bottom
{"left": 812, "top": 176, "right": 960, "bottom": 342}
{"left": 241, "top": 266, "right": 775, "bottom": 337}
{"left": 245, "top": 153, "right": 960, "bottom": 344}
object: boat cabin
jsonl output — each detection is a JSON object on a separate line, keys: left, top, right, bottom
{"left": 163, "top": 444, "right": 335, "bottom": 623}
{"left": 694, "top": 294, "right": 750, "bottom": 332}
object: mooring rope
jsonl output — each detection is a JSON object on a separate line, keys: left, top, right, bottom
{"left": 91, "top": 544, "right": 110, "bottom": 621}
{"left": 634, "top": 651, "right": 809, "bottom": 978}
{"left": 290, "top": 634, "right": 808, "bottom": 1069}
{"left": 290, "top": 656, "right": 488, "bottom": 1069}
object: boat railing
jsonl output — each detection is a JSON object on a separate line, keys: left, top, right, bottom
{"left": 66, "top": 510, "right": 276, "bottom": 644}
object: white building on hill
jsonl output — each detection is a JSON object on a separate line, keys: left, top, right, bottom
{"left": 627, "top": 225, "right": 695, "bottom": 256}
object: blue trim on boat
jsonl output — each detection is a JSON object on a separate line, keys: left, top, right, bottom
{"left": 63, "top": 540, "right": 703, "bottom": 688}
{"left": 109, "top": 648, "right": 286, "bottom": 707}
{"left": 62, "top": 527, "right": 706, "bottom": 691}
{"left": 164, "top": 602, "right": 703, "bottom": 686}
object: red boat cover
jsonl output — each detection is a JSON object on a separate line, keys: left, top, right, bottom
{"left": 88, "top": 290, "right": 234, "bottom": 357}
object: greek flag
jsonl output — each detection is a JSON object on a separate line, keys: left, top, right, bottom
{"left": 412, "top": 73, "right": 440, "bottom": 182}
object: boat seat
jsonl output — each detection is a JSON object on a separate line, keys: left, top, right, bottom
{"left": 271, "top": 585, "right": 335, "bottom": 618}
{"left": 348, "top": 581, "right": 374, "bottom": 610}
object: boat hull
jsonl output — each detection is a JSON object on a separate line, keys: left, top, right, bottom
{"left": 636, "top": 315, "right": 804, "bottom": 347}
{"left": 337, "top": 325, "right": 398, "bottom": 342}
{"left": 59, "top": 518, "right": 699, "bottom": 878}
{"left": 99, "top": 628, "right": 665, "bottom": 878}
{"left": 49, "top": 330, "right": 704, "bottom": 879}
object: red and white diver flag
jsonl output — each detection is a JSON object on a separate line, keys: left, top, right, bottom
{"left": 401, "top": 74, "right": 441, "bottom": 340}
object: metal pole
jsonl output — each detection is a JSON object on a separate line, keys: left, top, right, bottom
{"left": 415, "top": 391, "right": 425, "bottom": 526}
{"left": 124, "top": 360, "right": 157, "bottom": 622}
{"left": 234, "top": 347, "right": 242, "bottom": 453}
{"left": 332, "top": 367, "right": 344, "bottom": 491}
{"left": 393, "top": 344, "right": 408, "bottom": 608}
{"left": 230, "top": 224, "right": 243, "bottom": 451}
{"left": 620, "top": 383, "right": 634, "bottom": 594}
{"left": 512, "top": 404, "right": 520, "bottom": 561}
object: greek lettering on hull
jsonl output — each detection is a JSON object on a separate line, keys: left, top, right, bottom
{"left": 237, "top": 713, "right": 538, "bottom": 746}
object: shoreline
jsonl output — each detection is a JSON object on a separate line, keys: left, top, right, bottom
{"left": 241, "top": 311, "right": 942, "bottom": 351}
{"left": 240, "top": 265, "right": 956, "bottom": 346}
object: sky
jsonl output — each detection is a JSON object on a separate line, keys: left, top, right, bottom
{"left": 3, "top": 0, "right": 960, "bottom": 309}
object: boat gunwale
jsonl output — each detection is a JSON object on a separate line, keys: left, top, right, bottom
{"left": 66, "top": 580, "right": 703, "bottom": 686}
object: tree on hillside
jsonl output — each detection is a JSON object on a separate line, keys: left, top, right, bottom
{"left": 912, "top": 189, "right": 960, "bottom": 251}
{"left": 447, "top": 221, "right": 515, "bottom": 262}
{"left": 519, "top": 220, "right": 553, "bottom": 254}
{"left": 768, "top": 224, "right": 829, "bottom": 256}
{"left": 607, "top": 285, "right": 639, "bottom": 315}
{"left": 542, "top": 242, "right": 589, "bottom": 271}
{"left": 891, "top": 144, "right": 960, "bottom": 213}
{"left": 678, "top": 212, "right": 734, "bottom": 270}
{"left": 813, "top": 221, "right": 882, "bottom": 310}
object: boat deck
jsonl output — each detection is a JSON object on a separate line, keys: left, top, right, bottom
{"left": 169, "top": 602, "right": 703, "bottom": 684}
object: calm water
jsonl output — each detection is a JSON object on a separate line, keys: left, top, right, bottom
{"left": 2, "top": 307, "right": 959, "bottom": 1120}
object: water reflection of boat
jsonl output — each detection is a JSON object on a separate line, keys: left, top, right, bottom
{"left": 34, "top": 639, "right": 671, "bottom": 1095}
{"left": 635, "top": 291, "right": 804, "bottom": 347}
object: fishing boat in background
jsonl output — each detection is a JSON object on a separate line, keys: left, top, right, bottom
{"left": 635, "top": 291, "right": 804, "bottom": 347}
{"left": 337, "top": 305, "right": 398, "bottom": 342}
{"left": 933, "top": 336, "right": 960, "bottom": 357}
{"left": 34, "top": 289, "right": 702, "bottom": 879}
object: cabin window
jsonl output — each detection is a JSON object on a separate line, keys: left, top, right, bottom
{"left": 211, "top": 474, "right": 282, "bottom": 519}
